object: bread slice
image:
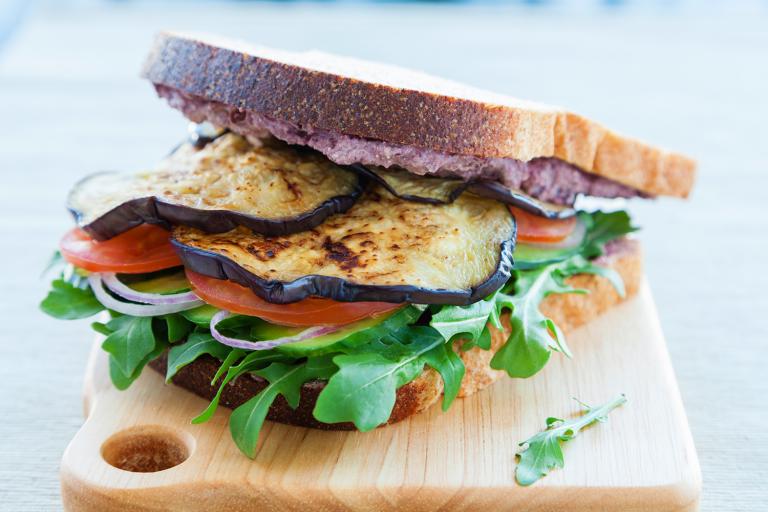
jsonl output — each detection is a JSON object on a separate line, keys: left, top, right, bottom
{"left": 148, "top": 238, "right": 641, "bottom": 429}
{"left": 142, "top": 32, "right": 695, "bottom": 199}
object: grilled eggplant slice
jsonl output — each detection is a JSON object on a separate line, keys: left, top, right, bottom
{"left": 172, "top": 186, "right": 516, "bottom": 305}
{"left": 68, "top": 134, "right": 365, "bottom": 240}
{"left": 350, "top": 165, "right": 471, "bottom": 204}
{"left": 352, "top": 165, "right": 575, "bottom": 219}
{"left": 468, "top": 181, "right": 576, "bottom": 219}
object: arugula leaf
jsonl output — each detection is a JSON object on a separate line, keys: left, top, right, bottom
{"left": 421, "top": 341, "right": 465, "bottom": 410}
{"left": 162, "top": 314, "right": 194, "bottom": 343}
{"left": 581, "top": 211, "right": 637, "bottom": 258}
{"left": 516, "top": 394, "right": 627, "bottom": 486}
{"left": 109, "top": 338, "right": 169, "bottom": 390}
{"left": 211, "top": 349, "right": 246, "bottom": 386}
{"left": 100, "top": 316, "right": 156, "bottom": 377}
{"left": 428, "top": 208, "right": 629, "bottom": 381}
{"left": 490, "top": 256, "right": 624, "bottom": 378}
{"left": 41, "top": 250, "right": 64, "bottom": 279}
{"left": 40, "top": 279, "right": 104, "bottom": 320}
{"left": 166, "top": 331, "right": 232, "bottom": 382}
{"left": 338, "top": 305, "right": 423, "bottom": 351}
{"left": 230, "top": 356, "right": 336, "bottom": 458}
{"left": 430, "top": 294, "right": 497, "bottom": 343}
{"left": 313, "top": 327, "right": 443, "bottom": 431}
{"left": 192, "top": 351, "right": 289, "bottom": 424}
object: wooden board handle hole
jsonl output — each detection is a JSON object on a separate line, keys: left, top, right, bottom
{"left": 100, "top": 425, "right": 195, "bottom": 473}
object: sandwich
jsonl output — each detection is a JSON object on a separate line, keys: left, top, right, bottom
{"left": 41, "top": 32, "right": 695, "bottom": 458}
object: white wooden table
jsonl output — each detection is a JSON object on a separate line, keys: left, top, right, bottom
{"left": 0, "top": 3, "right": 766, "bottom": 510}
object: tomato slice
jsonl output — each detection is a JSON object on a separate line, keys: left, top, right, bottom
{"left": 510, "top": 206, "right": 577, "bottom": 244}
{"left": 186, "top": 270, "right": 402, "bottom": 327}
{"left": 60, "top": 225, "right": 182, "bottom": 274}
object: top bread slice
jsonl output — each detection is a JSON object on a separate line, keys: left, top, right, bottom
{"left": 141, "top": 31, "right": 696, "bottom": 199}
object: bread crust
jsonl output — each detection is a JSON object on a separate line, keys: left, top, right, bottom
{"left": 147, "top": 238, "right": 642, "bottom": 429}
{"left": 142, "top": 32, "right": 695, "bottom": 198}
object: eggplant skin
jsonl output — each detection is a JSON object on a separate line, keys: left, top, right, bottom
{"left": 351, "top": 165, "right": 575, "bottom": 219}
{"left": 68, "top": 134, "right": 365, "bottom": 240}
{"left": 468, "top": 181, "right": 576, "bottom": 219}
{"left": 172, "top": 187, "right": 516, "bottom": 305}
{"left": 349, "top": 165, "right": 471, "bottom": 205}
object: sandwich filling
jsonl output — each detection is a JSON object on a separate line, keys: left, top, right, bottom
{"left": 42, "top": 124, "right": 636, "bottom": 458}
{"left": 157, "top": 85, "right": 645, "bottom": 206}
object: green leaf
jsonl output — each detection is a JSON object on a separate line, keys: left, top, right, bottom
{"left": 230, "top": 356, "right": 336, "bottom": 458}
{"left": 211, "top": 349, "right": 246, "bottom": 386}
{"left": 109, "top": 338, "right": 169, "bottom": 390}
{"left": 563, "top": 257, "right": 626, "bottom": 298}
{"left": 101, "top": 316, "right": 156, "bottom": 377}
{"left": 162, "top": 314, "right": 194, "bottom": 343}
{"left": 582, "top": 211, "right": 637, "bottom": 258}
{"left": 192, "top": 351, "right": 288, "bottom": 424}
{"left": 429, "top": 294, "right": 497, "bottom": 343}
{"left": 40, "top": 279, "right": 104, "bottom": 320}
{"left": 166, "top": 332, "right": 232, "bottom": 382}
{"left": 91, "top": 321, "right": 112, "bottom": 336}
{"left": 477, "top": 325, "right": 493, "bottom": 350}
{"left": 313, "top": 327, "right": 442, "bottom": 431}
{"left": 516, "top": 394, "right": 627, "bottom": 486}
{"left": 41, "top": 250, "right": 64, "bottom": 279}
{"left": 180, "top": 305, "right": 220, "bottom": 326}
{"left": 339, "top": 305, "right": 423, "bottom": 351}
{"left": 421, "top": 342, "right": 465, "bottom": 410}
{"left": 490, "top": 251, "right": 630, "bottom": 378}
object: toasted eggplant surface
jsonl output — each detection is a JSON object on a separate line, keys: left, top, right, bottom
{"left": 352, "top": 165, "right": 575, "bottom": 219}
{"left": 172, "top": 186, "right": 516, "bottom": 305}
{"left": 68, "top": 134, "right": 364, "bottom": 240}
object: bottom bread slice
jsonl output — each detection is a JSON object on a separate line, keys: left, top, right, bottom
{"left": 148, "top": 238, "right": 642, "bottom": 430}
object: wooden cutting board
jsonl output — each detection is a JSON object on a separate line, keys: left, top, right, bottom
{"left": 60, "top": 281, "right": 701, "bottom": 511}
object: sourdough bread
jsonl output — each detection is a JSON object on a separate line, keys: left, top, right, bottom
{"left": 142, "top": 32, "right": 695, "bottom": 199}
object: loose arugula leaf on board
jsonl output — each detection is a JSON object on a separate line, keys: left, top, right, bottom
{"left": 40, "top": 279, "right": 104, "bottom": 320}
{"left": 421, "top": 341, "right": 465, "bottom": 410}
{"left": 230, "top": 356, "right": 337, "bottom": 458}
{"left": 166, "top": 331, "right": 232, "bottom": 382}
{"left": 313, "top": 327, "right": 443, "bottom": 431}
{"left": 100, "top": 316, "right": 156, "bottom": 377}
{"left": 516, "top": 394, "right": 628, "bottom": 486}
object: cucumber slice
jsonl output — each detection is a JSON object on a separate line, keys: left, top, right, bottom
{"left": 181, "top": 305, "right": 220, "bottom": 326}
{"left": 276, "top": 305, "right": 422, "bottom": 357}
{"left": 513, "top": 244, "right": 581, "bottom": 270}
{"left": 513, "top": 215, "right": 588, "bottom": 269}
{"left": 117, "top": 269, "right": 191, "bottom": 295}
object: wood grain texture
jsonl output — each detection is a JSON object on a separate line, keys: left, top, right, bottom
{"left": 60, "top": 282, "right": 700, "bottom": 512}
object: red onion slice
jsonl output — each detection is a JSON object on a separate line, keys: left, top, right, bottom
{"left": 101, "top": 272, "right": 201, "bottom": 305}
{"left": 210, "top": 310, "right": 340, "bottom": 351}
{"left": 88, "top": 274, "right": 204, "bottom": 317}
